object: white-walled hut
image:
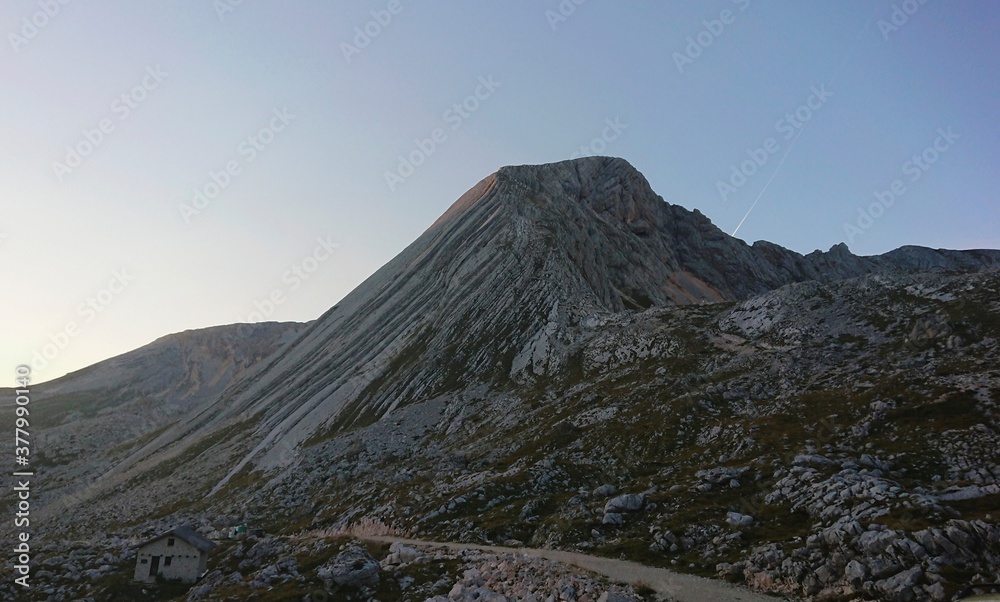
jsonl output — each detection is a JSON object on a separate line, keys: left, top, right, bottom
{"left": 133, "top": 525, "right": 217, "bottom": 583}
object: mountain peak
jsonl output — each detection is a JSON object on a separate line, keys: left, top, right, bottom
{"left": 496, "top": 156, "right": 658, "bottom": 225}
{"left": 429, "top": 157, "right": 652, "bottom": 234}
{"left": 496, "top": 155, "right": 640, "bottom": 182}
{"left": 55, "top": 159, "right": 1000, "bottom": 494}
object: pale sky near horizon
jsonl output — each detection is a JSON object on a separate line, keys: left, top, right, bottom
{"left": 3, "top": 1, "right": 999, "bottom": 384}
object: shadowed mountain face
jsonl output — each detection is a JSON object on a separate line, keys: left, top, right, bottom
{"left": 30, "top": 322, "right": 308, "bottom": 406}
{"left": 14, "top": 157, "right": 1000, "bottom": 602}
{"left": 0, "top": 322, "right": 306, "bottom": 507}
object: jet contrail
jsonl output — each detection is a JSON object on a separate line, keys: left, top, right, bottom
{"left": 731, "top": 126, "right": 804, "bottom": 236}
{"left": 731, "top": 9, "right": 879, "bottom": 237}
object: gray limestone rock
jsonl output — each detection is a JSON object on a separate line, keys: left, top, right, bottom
{"left": 318, "top": 545, "right": 380, "bottom": 589}
{"left": 604, "top": 494, "right": 645, "bottom": 514}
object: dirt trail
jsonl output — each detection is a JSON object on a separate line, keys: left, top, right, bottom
{"left": 365, "top": 536, "right": 797, "bottom": 602}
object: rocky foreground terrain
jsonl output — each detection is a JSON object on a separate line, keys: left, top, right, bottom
{"left": 3, "top": 157, "right": 999, "bottom": 601}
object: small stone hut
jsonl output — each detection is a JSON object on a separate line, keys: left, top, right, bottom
{"left": 133, "top": 525, "right": 216, "bottom": 583}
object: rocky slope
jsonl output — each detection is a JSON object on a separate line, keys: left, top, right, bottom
{"left": 45, "top": 157, "right": 997, "bottom": 505}
{"left": 5, "top": 157, "right": 999, "bottom": 601}
{"left": 232, "top": 269, "right": 995, "bottom": 602}
{"left": 0, "top": 322, "right": 306, "bottom": 512}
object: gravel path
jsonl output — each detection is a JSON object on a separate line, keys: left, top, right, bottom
{"left": 366, "top": 536, "right": 798, "bottom": 602}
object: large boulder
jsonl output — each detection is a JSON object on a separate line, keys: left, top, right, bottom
{"left": 593, "top": 484, "right": 617, "bottom": 498}
{"left": 383, "top": 542, "right": 421, "bottom": 565}
{"left": 844, "top": 559, "right": 869, "bottom": 588}
{"left": 874, "top": 565, "right": 923, "bottom": 601}
{"left": 725, "top": 511, "right": 754, "bottom": 527}
{"left": 318, "top": 545, "right": 379, "bottom": 589}
{"left": 604, "top": 493, "right": 645, "bottom": 513}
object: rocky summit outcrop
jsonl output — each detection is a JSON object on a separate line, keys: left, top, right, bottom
{"left": 8, "top": 157, "right": 1000, "bottom": 602}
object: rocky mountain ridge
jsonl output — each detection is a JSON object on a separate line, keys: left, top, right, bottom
{"left": 4, "top": 157, "right": 999, "bottom": 601}
{"left": 69, "top": 157, "right": 1000, "bottom": 495}
{"left": 0, "top": 321, "right": 306, "bottom": 515}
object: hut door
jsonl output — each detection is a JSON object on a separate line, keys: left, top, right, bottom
{"left": 148, "top": 555, "right": 160, "bottom": 577}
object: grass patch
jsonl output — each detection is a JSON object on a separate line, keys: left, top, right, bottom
{"left": 946, "top": 493, "right": 1000, "bottom": 521}
{"left": 886, "top": 391, "right": 982, "bottom": 431}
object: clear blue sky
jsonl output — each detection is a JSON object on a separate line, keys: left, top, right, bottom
{"left": 3, "top": 1, "right": 998, "bottom": 383}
